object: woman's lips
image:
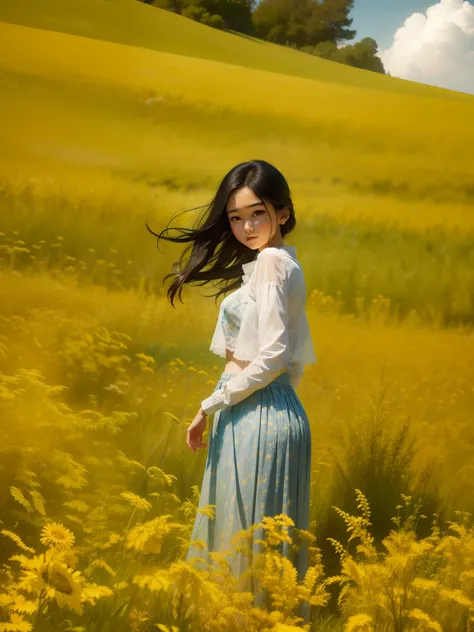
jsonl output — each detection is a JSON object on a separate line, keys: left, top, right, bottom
{"left": 247, "top": 236, "right": 257, "bottom": 241}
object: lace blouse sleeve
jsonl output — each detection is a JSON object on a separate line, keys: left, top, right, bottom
{"left": 200, "top": 248, "right": 290, "bottom": 416}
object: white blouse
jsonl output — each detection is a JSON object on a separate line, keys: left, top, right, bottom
{"left": 200, "top": 244, "right": 317, "bottom": 416}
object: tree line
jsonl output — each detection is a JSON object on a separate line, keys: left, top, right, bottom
{"left": 138, "top": 0, "right": 385, "bottom": 74}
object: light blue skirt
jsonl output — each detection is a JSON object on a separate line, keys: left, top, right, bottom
{"left": 185, "top": 371, "right": 312, "bottom": 622}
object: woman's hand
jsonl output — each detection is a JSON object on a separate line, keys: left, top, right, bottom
{"left": 187, "top": 408, "right": 209, "bottom": 452}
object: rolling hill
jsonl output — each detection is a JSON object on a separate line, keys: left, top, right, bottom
{"left": 0, "top": 0, "right": 472, "bottom": 101}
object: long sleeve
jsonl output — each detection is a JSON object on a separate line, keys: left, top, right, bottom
{"left": 201, "top": 248, "right": 290, "bottom": 416}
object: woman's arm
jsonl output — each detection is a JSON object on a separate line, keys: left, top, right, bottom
{"left": 200, "top": 248, "right": 290, "bottom": 416}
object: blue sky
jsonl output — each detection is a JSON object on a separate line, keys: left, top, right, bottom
{"left": 349, "top": 0, "right": 437, "bottom": 49}
{"left": 348, "top": 0, "right": 474, "bottom": 95}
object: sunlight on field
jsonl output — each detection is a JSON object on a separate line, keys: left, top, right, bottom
{"left": 2, "top": 0, "right": 473, "bottom": 101}
{"left": 1, "top": 7, "right": 474, "bottom": 629}
{"left": 0, "top": 263, "right": 473, "bottom": 629}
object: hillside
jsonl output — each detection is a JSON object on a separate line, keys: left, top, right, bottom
{"left": 0, "top": 0, "right": 472, "bottom": 102}
{"left": 1, "top": 6, "right": 474, "bottom": 630}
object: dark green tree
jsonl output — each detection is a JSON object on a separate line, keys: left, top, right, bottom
{"left": 253, "top": 0, "right": 301, "bottom": 44}
{"left": 305, "top": 0, "right": 356, "bottom": 45}
{"left": 302, "top": 36, "right": 385, "bottom": 73}
{"left": 151, "top": 0, "right": 184, "bottom": 13}
{"left": 182, "top": 0, "right": 254, "bottom": 32}
{"left": 333, "top": 36, "right": 385, "bottom": 72}
{"left": 253, "top": 0, "right": 356, "bottom": 47}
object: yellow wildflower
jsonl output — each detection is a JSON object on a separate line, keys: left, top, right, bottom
{"left": 40, "top": 523, "right": 75, "bottom": 549}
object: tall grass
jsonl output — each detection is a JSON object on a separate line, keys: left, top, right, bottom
{"left": 0, "top": 306, "right": 472, "bottom": 628}
{"left": 1, "top": 22, "right": 473, "bottom": 326}
{"left": 0, "top": 8, "right": 473, "bottom": 629}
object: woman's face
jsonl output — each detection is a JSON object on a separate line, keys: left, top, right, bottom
{"left": 226, "top": 186, "right": 288, "bottom": 252}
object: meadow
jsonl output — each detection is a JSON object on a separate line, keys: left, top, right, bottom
{"left": 0, "top": 4, "right": 474, "bottom": 630}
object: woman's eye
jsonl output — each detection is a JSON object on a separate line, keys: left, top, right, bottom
{"left": 230, "top": 210, "right": 265, "bottom": 222}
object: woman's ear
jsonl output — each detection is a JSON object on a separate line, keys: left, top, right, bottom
{"left": 279, "top": 208, "right": 290, "bottom": 225}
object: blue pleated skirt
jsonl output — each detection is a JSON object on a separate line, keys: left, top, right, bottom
{"left": 185, "top": 371, "right": 312, "bottom": 623}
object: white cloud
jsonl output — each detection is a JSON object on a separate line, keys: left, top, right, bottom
{"left": 379, "top": 0, "right": 474, "bottom": 95}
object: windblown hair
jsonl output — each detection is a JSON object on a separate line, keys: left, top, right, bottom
{"left": 146, "top": 159, "right": 296, "bottom": 308}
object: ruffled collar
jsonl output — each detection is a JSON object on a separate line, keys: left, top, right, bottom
{"left": 241, "top": 245, "right": 297, "bottom": 285}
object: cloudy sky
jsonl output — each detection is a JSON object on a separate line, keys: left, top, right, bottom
{"left": 350, "top": 0, "right": 474, "bottom": 95}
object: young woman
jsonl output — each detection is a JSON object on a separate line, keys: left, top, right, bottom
{"left": 149, "top": 159, "right": 317, "bottom": 620}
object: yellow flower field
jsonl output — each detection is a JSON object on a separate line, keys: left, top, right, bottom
{"left": 0, "top": 2, "right": 473, "bottom": 629}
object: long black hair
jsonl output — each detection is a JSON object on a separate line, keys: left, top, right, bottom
{"left": 146, "top": 159, "right": 296, "bottom": 308}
